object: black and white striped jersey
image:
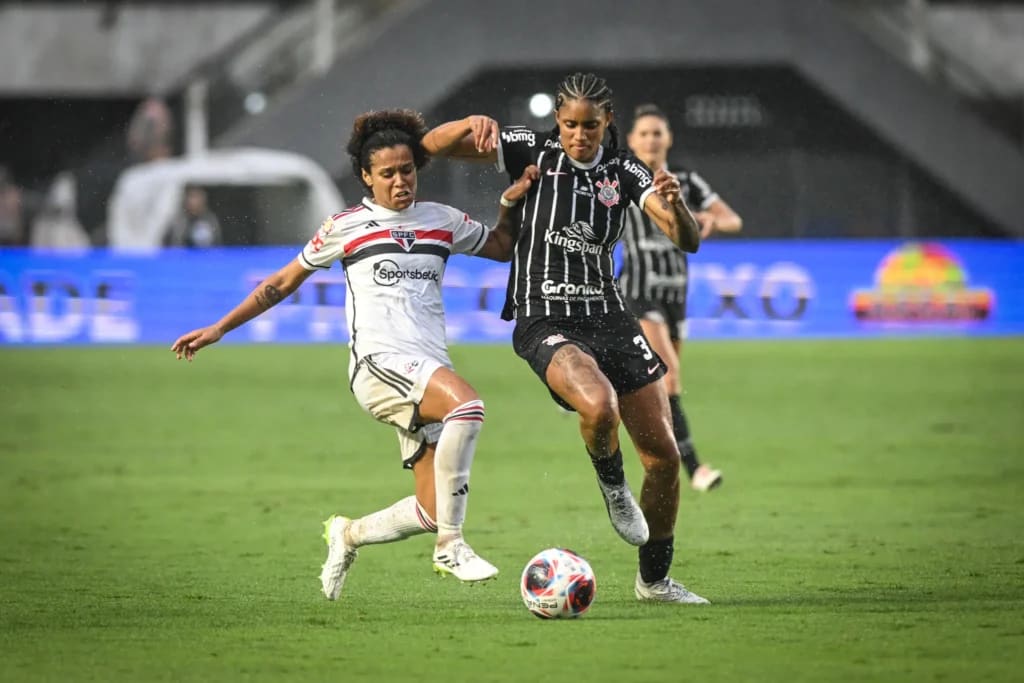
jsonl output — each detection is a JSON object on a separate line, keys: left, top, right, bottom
{"left": 618, "top": 169, "right": 718, "bottom": 303}
{"left": 496, "top": 126, "right": 657, "bottom": 321}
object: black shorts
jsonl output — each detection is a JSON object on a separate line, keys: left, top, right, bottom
{"left": 512, "top": 312, "right": 667, "bottom": 411}
{"left": 624, "top": 296, "right": 688, "bottom": 342}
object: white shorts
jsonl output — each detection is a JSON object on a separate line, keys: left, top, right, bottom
{"left": 351, "top": 353, "right": 447, "bottom": 468}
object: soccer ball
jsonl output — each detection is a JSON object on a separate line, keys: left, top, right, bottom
{"left": 520, "top": 548, "right": 597, "bottom": 619}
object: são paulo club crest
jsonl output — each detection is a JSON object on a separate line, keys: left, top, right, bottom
{"left": 391, "top": 229, "right": 417, "bottom": 251}
{"left": 595, "top": 179, "right": 620, "bottom": 208}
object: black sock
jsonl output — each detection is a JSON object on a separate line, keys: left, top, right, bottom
{"left": 668, "top": 394, "right": 701, "bottom": 478}
{"left": 638, "top": 536, "right": 674, "bottom": 584}
{"left": 679, "top": 441, "right": 700, "bottom": 479}
{"left": 589, "top": 447, "right": 625, "bottom": 487}
{"left": 667, "top": 394, "right": 690, "bottom": 441}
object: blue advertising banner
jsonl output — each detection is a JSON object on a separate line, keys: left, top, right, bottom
{"left": 0, "top": 240, "right": 1021, "bottom": 345}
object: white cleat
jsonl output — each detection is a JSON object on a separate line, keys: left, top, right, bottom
{"left": 432, "top": 540, "right": 499, "bottom": 582}
{"left": 691, "top": 464, "right": 723, "bottom": 492}
{"left": 320, "top": 515, "right": 358, "bottom": 601}
{"left": 635, "top": 573, "right": 710, "bottom": 604}
{"left": 597, "top": 479, "right": 650, "bottom": 546}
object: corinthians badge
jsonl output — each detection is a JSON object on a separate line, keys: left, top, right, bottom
{"left": 595, "top": 178, "right": 620, "bottom": 208}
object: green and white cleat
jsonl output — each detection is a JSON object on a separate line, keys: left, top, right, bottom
{"left": 432, "top": 540, "right": 499, "bottom": 582}
{"left": 320, "top": 515, "right": 357, "bottom": 601}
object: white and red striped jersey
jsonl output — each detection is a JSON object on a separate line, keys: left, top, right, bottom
{"left": 297, "top": 197, "right": 489, "bottom": 373}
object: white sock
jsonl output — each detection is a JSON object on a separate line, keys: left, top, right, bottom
{"left": 346, "top": 495, "right": 436, "bottom": 548}
{"left": 434, "top": 399, "right": 485, "bottom": 539}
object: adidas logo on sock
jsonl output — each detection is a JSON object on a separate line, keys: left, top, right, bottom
{"left": 452, "top": 483, "right": 469, "bottom": 497}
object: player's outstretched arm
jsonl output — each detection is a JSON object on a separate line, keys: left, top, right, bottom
{"left": 422, "top": 116, "right": 499, "bottom": 162}
{"left": 695, "top": 198, "right": 743, "bottom": 240}
{"left": 171, "top": 259, "right": 313, "bottom": 361}
{"left": 477, "top": 165, "right": 539, "bottom": 262}
{"left": 643, "top": 169, "right": 701, "bottom": 253}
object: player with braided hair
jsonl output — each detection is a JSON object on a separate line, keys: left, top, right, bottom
{"left": 424, "top": 73, "right": 710, "bottom": 604}
{"left": 551, "top": 71, "right": 622, "bottom": 150}
{"left": 172, "top": 109, "right": 537, "bottom": 600}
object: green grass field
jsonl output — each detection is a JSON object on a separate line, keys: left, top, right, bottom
{"left": 1, "top": 338, "right": 1023, "bottom": 682}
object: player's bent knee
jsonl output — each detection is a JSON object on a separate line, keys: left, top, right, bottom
{"left": 641, "top": 448, "right": 681, "bottom": 478}
{"left": 443, "top": 399, "right": 486, "bottom": 430}
{"left": 577, "top": 392, "right": 619, "bottom": 433}
{"left": 631, "top": 419, "right": 682, "bottom": 469}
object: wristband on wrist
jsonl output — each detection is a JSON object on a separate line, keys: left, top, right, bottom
{"left": 499, "top": 195, "right": 517, "bottom": 208}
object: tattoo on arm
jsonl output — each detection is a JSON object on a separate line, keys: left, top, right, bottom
{"left": 657, "top": 196, "right": 698, "bottom": 251}
{"left": 254, "top": 283, "right": 284, "bottom": 311}
{"left": 654, "top": 196, "right": 681, "bottom": 244}
{"left": 487, "top": 206, "right": 521, "bottom": 259}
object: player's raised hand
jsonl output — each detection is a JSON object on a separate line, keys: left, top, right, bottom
{"left": 171, "top": 325, "right": 223, "bottom": 362}
{"left": 503, "top": 165, "right": 540, "bottom": 203}
{"left": 653, "top": 169, "right": 681, "bottom": 205}
{"left": 468, "top": 115, "right": 500, "bottom": 153}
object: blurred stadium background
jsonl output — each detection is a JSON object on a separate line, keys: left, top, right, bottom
{"left": 3, "top": 0, "right": 1024, "bottom": 246}
{"left": 1, "top": 1, "right": 1022, "bottom": 682}
{"left": 1, "top": 0, "right": 1023, "bottom": 343}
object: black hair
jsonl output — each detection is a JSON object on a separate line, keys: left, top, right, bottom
{"left": 631, "top": 103, "right": 671, "bottom": 131}
{"left": 346, "top": 109, "right": 429, "bottom": 193}
{"left": 551, "top": 72, "right": 620, "bottom": 150}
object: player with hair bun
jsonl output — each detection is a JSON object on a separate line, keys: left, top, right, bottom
{"left": 172, "top": 109, "right": 537, "bottom": 600}
{"left": 424, "top": 73, "right": 710, "bottom": 604}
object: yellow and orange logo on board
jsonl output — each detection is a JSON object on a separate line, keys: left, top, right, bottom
{"left": 850, "top": 243, "right": 993, "bottom": 322}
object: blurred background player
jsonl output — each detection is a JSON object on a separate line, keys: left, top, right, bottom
{"left": 424, "top": 73, "right": 710, "bottom": 604}
{"left": 171, "top": 110, "right": 534, "bottom": 600}
{"left": 0, "top": 167, "right": 26, "bottom": 247}
{"left": 621, "top": 104, "right": 743, "bottom": 492}
{"left": 164, "top": 185, "right": 223, "bottom": 248}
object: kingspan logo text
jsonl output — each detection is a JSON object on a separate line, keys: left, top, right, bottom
{"left": 544, "top": 229, "right": 604, "bottom": 255}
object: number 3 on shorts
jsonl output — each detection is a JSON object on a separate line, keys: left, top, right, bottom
{"left": 632, "top": 334, "right": 654, "bottom": 360}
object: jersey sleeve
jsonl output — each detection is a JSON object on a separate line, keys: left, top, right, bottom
{"left": 619, "top": 153, "right": 657, "bottom": 210}
{"left": 442, "top": 205, "right": 490, "bottom": 255}
{"left": 495, "top": 126, "right": 541, "bottom": 179}
{"left": 297, "top": 216, "right": 345, "bottom": 270}
{"left": 685, "top": 171, "right": 720, "bottom": 210}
